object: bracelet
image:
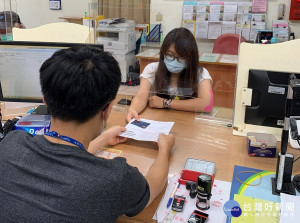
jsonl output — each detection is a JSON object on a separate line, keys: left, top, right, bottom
{"left": 163, "top": 99, "right": 172, "bottom": 109}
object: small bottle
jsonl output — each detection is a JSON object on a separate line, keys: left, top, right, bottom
{"left": 141, "top": 30, "right": 146, "bottom": 44}
{"left": 160, "top": 31, "right": 164, "bottom": 44}
{"left": 270, "top": 37, "right": 278, "bottom": 44}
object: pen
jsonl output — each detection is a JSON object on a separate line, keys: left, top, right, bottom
{"left": 166, "top": 181, "right": 180, "bottom": 208}
{"left": 0, "top": 108, "right": 3, "bottom": 134}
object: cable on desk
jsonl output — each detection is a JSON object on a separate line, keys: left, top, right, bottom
{"left": 235, "top": 171, "right": 262, "bottom": 186}
{"left": 294, "top": 156, "right": 300, "bottom": 163}
{"left": 297, "top": 135, "right": 300, "bottom": 146}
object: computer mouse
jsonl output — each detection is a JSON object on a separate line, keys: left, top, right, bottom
{"left": 292, "top": 174, "right": 300, "bottom": 193}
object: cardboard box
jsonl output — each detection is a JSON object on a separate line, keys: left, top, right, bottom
{"left": 247, "top": 132, "right": 277, "bottom": 158}
{"left": 14, "top": 114, "right": 51, "bottom": 136}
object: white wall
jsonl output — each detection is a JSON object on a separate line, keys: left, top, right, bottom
{"left": 151, "top": 0, "right": 300, "bottom": 52}
{"left": 8, "top": 0, "right": 300, "bottom": 50}
{"left": 15, "top": 0, "right": 92, "bottom": 28}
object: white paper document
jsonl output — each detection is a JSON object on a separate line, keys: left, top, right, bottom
{"left": 183, "top": 21, "right": 195, "bottom": 35}
{"left": 196, "top": 13, "right": 209, "bottom": 21}
{"left": 210, "top": 2, "right": 224, "bottom": 14}
{"left": 154, "top": 174, "right": 231, "bottom": 222}
{"left": 183, "top": 5, "right": 194, "bottom": 14}
{"left": 236, "top": 24, "right": 250, "bottom": 41}
{"left": 237, "top": 14, "right": 251, "bottom": 25}
{"left": 208, "top": 22, "right": 222, "bottom": 39}
{"left": 224, "top": 2, "right": 238, "bottom": 13}
{"left": 195, "top": 21, "right": 208, "bottom": 39}
{"left": 250, "top": 21, "right": 265, "bottom": 41}
{"left": 220, "top": 54, "right": 239, "bottom": 64}
{"left": 120, "top": 118, "right": 174, "bottom": 142}
{"left": 280, "top": 193, "right": 300, "bottom": 223}
{"left": 197, "top": 2, "right": 210, "bottom": 13}
{"left": 223, "top": 13, "right": 237, "bottom": 22}
{"left": 238, "top": 2, "right": 252, "bottom": 14}
{"left": 251, "top": 14, "right": 266, "bottom": 22}
{"left": 222, "top": 21, "right": 236, "bottom": 34}
{"left": 209, "top": 13, "right": 222, "bottom": 22}
{"left": 183, "top": 13, "right": 194, "bottom": 20}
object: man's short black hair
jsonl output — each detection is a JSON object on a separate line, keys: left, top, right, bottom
{"left": 40, "top": 46, "right": 121, "bottom": 122}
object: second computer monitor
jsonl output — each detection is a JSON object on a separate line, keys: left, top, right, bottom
{"left": 0, "top": 41, "right": 103, "bottom": 103}
{"left": 245, "top": 69, "right": 300, "bottom": 128}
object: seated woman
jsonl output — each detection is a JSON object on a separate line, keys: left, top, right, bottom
{"left": 0, "top": 11, "right": 25, "bottom": 41}
{"left": 127, "top": 27, "right": 213, "bottom": 122}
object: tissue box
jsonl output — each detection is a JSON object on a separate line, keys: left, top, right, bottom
{"left": 247, "top": 132, "right": 277, "bottom": 158}
{"left": 14, "top": 114, "right": 51, "bottom": 136}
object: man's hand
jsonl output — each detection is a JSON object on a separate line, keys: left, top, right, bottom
{"left": 145, "top": 133, "right": 175, "bottom": 206}
{"left": 157, "top": 134, "right": 175, "bottom": 155}
{"left": 101, "top": 126, "right": 127, "bottom": 146}
{"left": 126, "top": 108, "right": 141, "bottom": 123}
{"left": 88, "top": 126, "right": 127, "bottom": 154}
{"left": 148, "top": 96, "right": 164, "bottom": 109}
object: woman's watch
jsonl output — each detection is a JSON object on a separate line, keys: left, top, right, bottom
{"left": 163, "top": 99, "right": 172, "bottom": 109}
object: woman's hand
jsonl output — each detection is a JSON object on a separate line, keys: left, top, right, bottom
{"left": 148, "top": 96, "right": 164, "bottom": 109}
{"left": 126, "top": 107, "right": 141, "bottom": 123}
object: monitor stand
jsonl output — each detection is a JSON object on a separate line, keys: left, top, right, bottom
{"left": 31, "top": 105, "right": 50, "bottom": 115}
{"left": 271, "top": 153, "right": 296, "bottom": 196}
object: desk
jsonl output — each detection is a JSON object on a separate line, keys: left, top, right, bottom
{"left": 105, "top": 98, "right": 300, "bottom": 223}
{"left": 140, "top": 42, "right": 161, "bottom": 53}
{"left": 59, "top": 16, "right": 83, "bottom": 25}
{"left": 135, "top": 49, "right": 238, "bottom": 109}
{"left": 2, "top": 101, "right": 300, "bottom": 223}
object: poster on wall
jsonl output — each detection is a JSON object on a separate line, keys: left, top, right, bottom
{"left": 182, "top": 1, "right": 259, "bottom": 40}
{"left": 183, "top": 20, "right": 195, "bottom": 35}
{"left": 252, "top": 0, "right": 267, "bottom": 13}
{"left": 182, "top": 1, "right": 197, "bottom": 20}
{"left": 49, "top": 0, "right": 61, "bottom": 10}
{"left": 195, "top": 21, "right": 208, "bottom": 38}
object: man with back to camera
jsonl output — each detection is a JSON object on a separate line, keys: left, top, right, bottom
{"left": 0, "top": 46, "right": 175, "bottom": 222}
{"left": 0, "top": 11, "right": 25, "bottom": 41}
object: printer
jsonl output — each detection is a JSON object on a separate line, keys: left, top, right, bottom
{"left": 97, "top": 19, "right": 136, "bottom": 54}
{"left": 97, "top": 19, "right": 136, "bottom": 82}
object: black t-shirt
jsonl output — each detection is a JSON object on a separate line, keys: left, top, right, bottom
{"left": 0, "top": 131, "right": 150, "bottom": 223}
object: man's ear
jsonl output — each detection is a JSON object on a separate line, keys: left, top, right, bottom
{"left": 42, "top": 97, "right": 47, "bottom": 105}
{"left": 103, "top": 102, "right": 113, "bottom": 121}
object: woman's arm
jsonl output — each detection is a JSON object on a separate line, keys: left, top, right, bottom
{"left": 148, "top": 79, "right": 213, "bottom": 113}
{"left": 170, "top": 79, "right": 213, "bottom": 112}
{"left": 126, "top": 78, "right": 152, "bottom": 122}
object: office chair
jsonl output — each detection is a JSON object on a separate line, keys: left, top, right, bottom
{"left": 12, "top": 22, "right": 94, "bottom": 43}
{"left": 212, "top": 34, "right": 246, "bottom": 55}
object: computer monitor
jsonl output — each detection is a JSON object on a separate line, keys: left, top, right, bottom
{"left": 254, "top": 30, "right": 273, "bottom": 43}
{"left": 0, "top": 41, "right": 103, "bottom": 103}
{"left": 245, "top": 69, "right": 300, "bottom": 128}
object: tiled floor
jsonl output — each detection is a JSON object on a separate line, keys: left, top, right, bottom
{"left": 118, "top": 85, "right": 139, "bottom": 96}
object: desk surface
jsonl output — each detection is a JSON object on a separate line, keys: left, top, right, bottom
{"left": 106, "top": 99, "right": 300, "bottom": 223}
{"left": 2, "top": 100, "right": 300, "bottom": 223}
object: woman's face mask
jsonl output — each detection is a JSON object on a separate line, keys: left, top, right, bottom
{"left": 164, "top": 55, "right": 187, "bottom": 74}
